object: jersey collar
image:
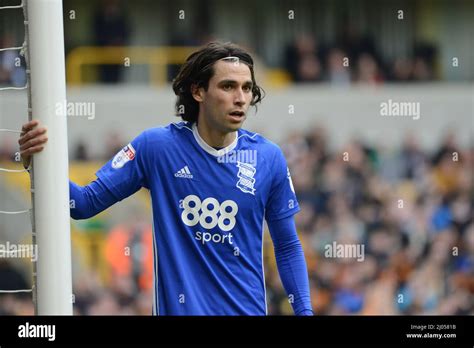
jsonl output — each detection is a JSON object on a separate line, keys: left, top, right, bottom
{"left": 192, "top": 122, "right": 238, "bottom": 157}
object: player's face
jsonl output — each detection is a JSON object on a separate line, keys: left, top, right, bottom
{"left": 197, "top": 60, "right": 253, "bottom": 133}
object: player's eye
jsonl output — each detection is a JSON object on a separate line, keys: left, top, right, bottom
{"left": 243, "top": 85, "right": 252, "bottom": 92}
{"left": 223, "top": 84, "right": 233, "bottom": 91}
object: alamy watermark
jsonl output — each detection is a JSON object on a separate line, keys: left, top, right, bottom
{"left": 55, "top": 100, "right": 96, "bottom": 120}
{"left": 380, "top": 99, "right": 420, "bottom": 120}
{"left": 324, "top": 241, "right": 365, "bottom": 262}
{"left": 217, "top": 149, "right": 257, "bottom": 166}
{"left": 0, "top": 241, "right": 38, "bottom": 262}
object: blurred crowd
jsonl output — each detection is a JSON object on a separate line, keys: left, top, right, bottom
{"left": 0, "top": 33, "right": 26, "bottom": 88}
{"left": 284, "top": 33, "right": 437, "bottom": 84}
{"left": 1, "top": 126, "right": 472, "bottom": 315}
{"left": 0, "top": 6, "right": 439, "bottom": 87}
{"left": 266, "top": 128, "right": 473, "bottom": 315}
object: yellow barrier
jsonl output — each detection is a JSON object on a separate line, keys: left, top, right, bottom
{"left": 66, "top": 46, "right": 197, "bottom": 86}
{"left": 66, "top": 46, "right": 292, "bottom": 87}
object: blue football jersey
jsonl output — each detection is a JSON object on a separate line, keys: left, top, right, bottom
{"left": 96, "top": 122, "right": 300, "bottom": 315}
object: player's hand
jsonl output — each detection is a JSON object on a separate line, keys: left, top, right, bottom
{"left": 18, "top": 120, "right": 48, "bottom": 169}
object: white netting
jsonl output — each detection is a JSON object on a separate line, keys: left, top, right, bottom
{"left": 0, "top": 0, "right": 34, "bottom": 297}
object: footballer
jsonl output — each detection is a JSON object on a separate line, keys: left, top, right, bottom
{"left": 18, "top": 42, "right": 313, "bottom": 315}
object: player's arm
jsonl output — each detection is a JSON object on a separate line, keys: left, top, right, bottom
{"left": 69, "top": 178, "right": 122, "bottom": 219}
{"left": 265, "top": 146, "right": 313, "bottom": 315}
{"left": 267, "top": 216, "right": 313, "bottom": 316}
{"left": 18, "top": 119, "right": 148, "bottom": 220}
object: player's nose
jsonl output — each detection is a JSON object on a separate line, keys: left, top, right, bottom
{"left": 234, "top": 88, "right": 245, "bottom": 106}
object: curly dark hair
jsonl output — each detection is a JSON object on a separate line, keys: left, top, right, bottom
{"left": 172, "top": 42, "right": 264, "bottom": 123}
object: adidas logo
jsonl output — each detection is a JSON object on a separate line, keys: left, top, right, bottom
{"left": 174, "top": 166, "right": 193, "bottom": 179}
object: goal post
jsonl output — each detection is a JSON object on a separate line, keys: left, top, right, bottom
{"left": 25, "top": 0, "right": 73, "bottom": 315}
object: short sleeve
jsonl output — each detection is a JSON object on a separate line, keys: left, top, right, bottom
{"left": 96, "top": 131, "right": 149, "bottom": 200}
{"left": 265, "top": 147, "right": 300, "bottom": 221}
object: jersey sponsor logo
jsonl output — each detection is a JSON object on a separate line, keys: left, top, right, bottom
{"left": 195, "top": 231, "right": 234, "bottom": 245}
{"left": 174, "top": 166, "right": 193, "bottom": 179}
{"left": 180, "top": 195, "right": 238, "bottom": 246}
{"left": 180, "top": 195, "right": 238, "bottom": 231}
{"left": 236, "top": 161, "right": 256, "bottom": 195}
{"left": 112, "top": 143, "right": 136, "bottom": 169}
{"left": 180, "top": 195, "right": 239, "bottom": 245}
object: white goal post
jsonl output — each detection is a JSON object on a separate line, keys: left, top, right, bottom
{"left": 25, "top": 0, "right": 73, "bottom": 315}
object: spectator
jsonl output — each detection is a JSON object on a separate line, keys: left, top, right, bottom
{"left": 93, "top": 0, "right": 131, "bottom": 83}
{"left": 73, "top": 139, "right": 90, "bottom": 161}
{"left": 355, "top": 53, "right": 384, "bottom": 85}
{"left": 0, "top": 33, "right": 26, "bottom": 87}
{"left": 284, "top": 34, "right": 323, "bottom": 82}
{"left": 325, "top": 47, "right": 351, "bottom": 86}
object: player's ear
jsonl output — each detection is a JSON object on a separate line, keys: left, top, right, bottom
{"left": 191, "top": 84, "right": 204, "bottom": 102}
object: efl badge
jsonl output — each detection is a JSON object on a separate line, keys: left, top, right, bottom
{"left": 112, "top": 143, "right": 136, "bottom": 169}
